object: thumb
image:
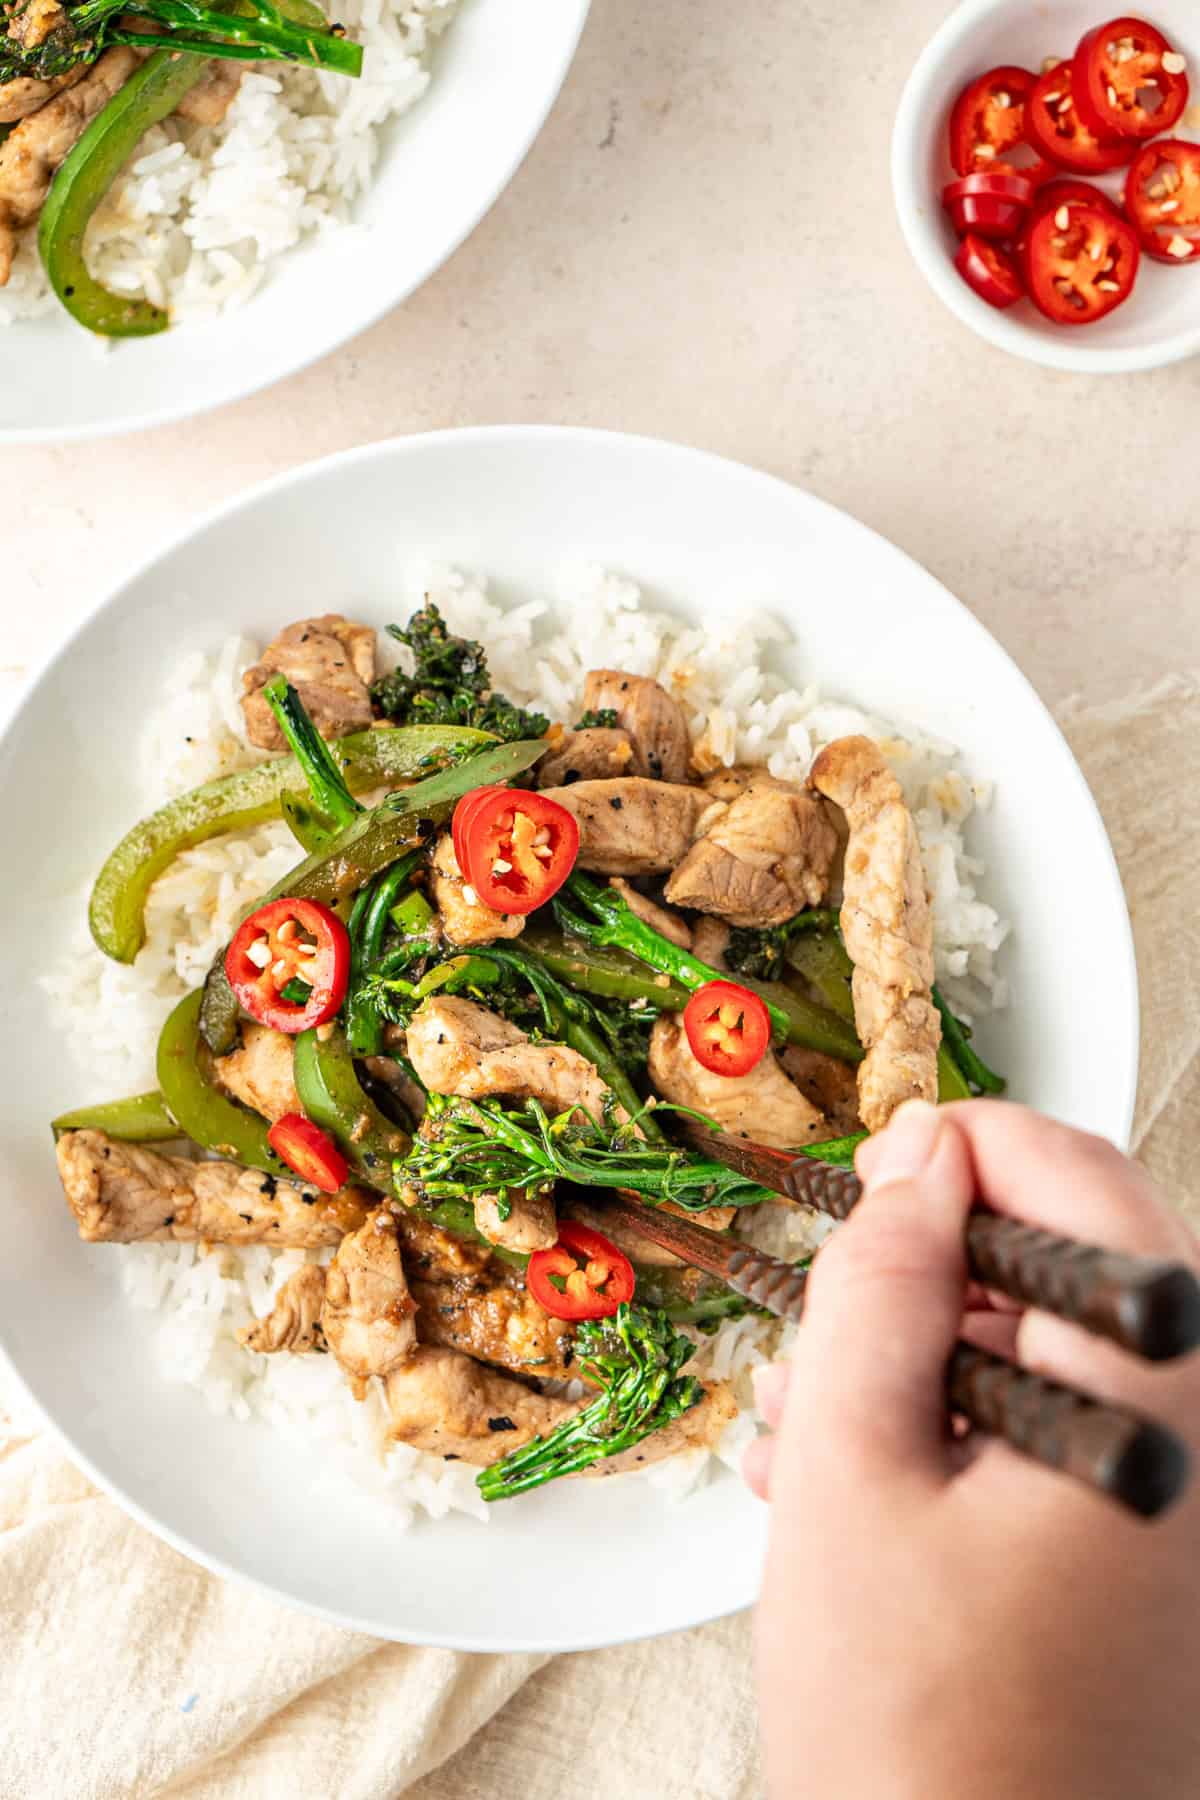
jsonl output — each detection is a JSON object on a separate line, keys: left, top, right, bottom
{"left": 778, "top": 1102, "right": 975, "bottom": 1487}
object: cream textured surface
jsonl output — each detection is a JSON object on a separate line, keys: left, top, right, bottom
{"left": 1, "top": 0, "right": 1198, "bottom": 1794}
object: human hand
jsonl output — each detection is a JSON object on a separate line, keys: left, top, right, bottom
{"left": 748, "top": 1101, "right": 1200, "bottom": 1800}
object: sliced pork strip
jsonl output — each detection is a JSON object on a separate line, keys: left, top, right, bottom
{"left": 472, "top": 1186, "right": 557, "bottom": 1253}
{"left": 321, "top": 1209, "right": 417, "bottom": 1395}
{"left": 648, "top": 1014, "right": 828, "bottom": 1150}
{"left": 174, "top": 59, "right": 242, "bottom": 125}
{"left": 214, "top": 1022, "right": 299, "bottom": 1123}
{"left": 609, "top": 877, "right": 692, "bottom": 949}
{"left": 779, "top": 1046, "right": 862, "bottom": 1137}
{"left": 406, "top": 996, "right": 626, "bottom": 1127}
{"left": 56, "top": 1130, "right": 370, "bottom": 1247}
{"left": 240, "top": 614, "right": 375, "bottom": 750}
{"left": 0, "top": 67, "right": 83, "bottom": 124}
{"left": 383, "top": 1344, "right": 734, "bottom": 1474}
{"left": 690, "top": 916, "right": 731, "bottom": 970}
{"left": 664, "top": 783, "right": 838, "bottom": 928}
{"left": 537, "top": 726, "right": 634, "bottom": 788}
{"left": 0, "top": 48, "right": 138, "bottom": 285}
{"left": 809, "top": 734, "right": 940, "bottom": 1131}
{"left": 580, "top": 670, "right": 691, "bottom": 783}
{"left": 539, "top": 778, "right": 714, "bottom": 876}
{"left": 238, "top": 1265, "right": 328, "bottom": 1355}
{"left": 430, "top": 832, "right": 524, "bottom": 948}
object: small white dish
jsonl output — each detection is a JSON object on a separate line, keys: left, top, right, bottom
{"left": 0, "top": 427, "right": 1138, "bottom": 1649}
{"left": 0, "top": 0, "right": 589, "bottom": 443}
{"left": 893, "top": 0, "right": 1200, "bottom": 372}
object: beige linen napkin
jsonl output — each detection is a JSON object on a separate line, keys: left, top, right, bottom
{"left": 2, "top": 681, "right": 1196, "bottom": 1800}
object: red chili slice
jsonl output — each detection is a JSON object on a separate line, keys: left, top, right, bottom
{"left": 942, "top": 172, "right": 1036, "bottom": 240}
{"left": 526, "top": 1221, "right": 636, "bottom": 1322}
{"left": 451, "top": 784, "right": 503, "bottom": 878}
{"left": 1029, "top": 178, "right": 1121, "bottom": 220}
{"left": 267, "top": 1113, "right": 350, "bottom": 1193}
{"left": 954, "top": 233, "right": 1025, "bottom": 309}
{"left": 1026, "top": 62, "right": 1135, "bottom": 173}
{"left": 1020, "top": 200, "right": 1140, "bottom": 324}
{"left": 683, "top": 979, "right": 772, "bottom": 1079}
{"left": 452, "top": 787, "right": 579, "bottom": 916}
{"left": 225, "top": 897, "right": 350, "bottom": 1033}
{"left": 1073, "top": 16, "right": 1189, "bottom": 144}
{"left": 1124, "top": 139, "right": 1200, "bottom": 265}
{"left": 948, "top": 65, "right": 1056, "bottom": 183}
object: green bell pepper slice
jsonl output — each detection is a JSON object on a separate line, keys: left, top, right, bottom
{"left": 89, "top": 724, "right": 493, "bottom": 965}
{"left": 156, "top": 988, "right": 291, "bottom": 1178}
{"left": 39, "top": 49, "right": 218, "bottom": 339}
{"left": 292, "top": 1026, "right": 410, "bottom": 1186}
{"left": 51, "top": 1090, "right": 178, "bottom": 1142}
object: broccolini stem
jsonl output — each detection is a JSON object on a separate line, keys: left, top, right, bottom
{"left": 262, "top": 675, "right": 361, "bottom": 831}
{"left": 477, "top": 1303, "right": 703, "bottom": 1500}
{"left": 111, "top": 0, "right": 363, "bottom": 71}
{"left": 932, "top": 987, "right": 1007, "bottom": 1096}
{"left": 556, "top": 871, "right": 792, "bottom": 1040}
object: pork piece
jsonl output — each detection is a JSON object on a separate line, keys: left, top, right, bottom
{"left": 563, "top": 1194, "right": 735, "bottom": 1270}
{"left": 537, "top": 726, "right": 633, "bottom": 789}
{"left": 321, "top": 1210, "right": 417, "bottom": 1395}
{"left": 0, "top": 47, "right": 137, "bottom": 285}
{"left": 57, "top": 1130, "right": 370, "bottom": 1247}
{"left": 239, "top": 1264, "right": 328, "bottom": 1355}
{"left": 0, "top": 67, "right": 82, "bottom": 124}
{"left": 648, "top": 1014, "right": 828, "bottom": 1150}
{"left": 240, "top": 614, "right": 376, "bottom": 750}
{"left": 690, "top": 916, "right": 731, "bottom": 971}
{"left": 384, "top": 1347, "right": 573, "bottom": 1461}
{"left": 392, "top": 1207, "right": 575, "bottom": 1379}
{"left": 809, "top": 735, "right": 940, "bottom": 1132}
{"left": 581, "top": 670, "right": 691, "bottom": 783}
{"left": 609, "top": 877, "right": 692, "bottom": 950}
{"left": 473, "top": 1187, "right": 557, "bottom": 1253}
{"left": 664, "top": 783, "right": 838, "bottom": 928}
{"left": 384, "top": 1345, "right": 735, "bottom": 1473}
{"left": 406, "top": 996, "right": 625, "bottom": 1126}
{"left": 174, "top": 60, "right": 242, "bottom": 125}
{"left": 540, "top": 778, "right": 714, "bottom": 876}
{"left": 779, "top": 1046, "right": 861, "bottom": 1137}
{"left": 701, "top": 765, "right": 791, "bottom": 804}
{"left": 411, "top": 1264, "right": 574, "bottom": 1378}
{"left": 214, "top": 1022, "right": 299, "bottom": 1123}
{"left": 430, "top": 833, "right": 524, "bottom": 948}
{"left": 6, "top": 0, "right": 64, "bottom": 45}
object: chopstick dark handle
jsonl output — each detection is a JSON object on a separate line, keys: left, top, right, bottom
{"left": 785, "top": 1158, "right": 1200, "bottom": 1364}
{"left": 947, "top": 1344, "right": 1189, "bottom": 1520}
{"left": 965, "top": 1217, "right": 1200, "bottom": 1362}
{"left": 724, "top": 1245, "right": 1190, "bottom": 1519}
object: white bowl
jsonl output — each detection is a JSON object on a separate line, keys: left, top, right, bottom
{"left": 0, "top": 0, "right": 589, "bottom": 444}
{"left": 0, "top": 427, "right": 1138, "bottom": 1650}
{"left": 893, "top": 0, "right": 1200, "bottom": 372}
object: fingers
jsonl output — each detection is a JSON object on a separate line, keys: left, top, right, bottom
{"left": 773, "top": 1101, "right": 975, "bottom": 1488}
{"left": 742, "top": 1433, "right": 775, "bottom": 1501}
{"left": 867, "top": 1101, "right": 1197, "bottom": 1265}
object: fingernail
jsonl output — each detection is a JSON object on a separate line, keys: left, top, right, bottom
{"left": 865, "top": 1100, "right": 942, "bottom": 1191}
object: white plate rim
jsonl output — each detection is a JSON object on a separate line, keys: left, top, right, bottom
{"left": 0, "top": 425, "right": 1140, "bottom": 1648}
{"left": 0, "top": 4, "right": 591, "bottom": 449}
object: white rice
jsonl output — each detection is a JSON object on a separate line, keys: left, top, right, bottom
{"left": 43, "top": 564, "right": 1010, "bottom": 1524}
{"left": 0, "top": 0, "right": 461, "bottom": 329}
